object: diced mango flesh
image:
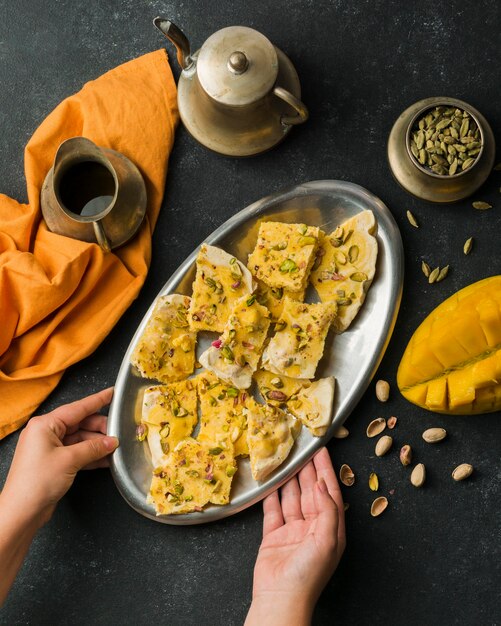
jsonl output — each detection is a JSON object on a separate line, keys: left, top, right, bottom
{"left": 398, "top": 276, "right": 501, "bottom": 414}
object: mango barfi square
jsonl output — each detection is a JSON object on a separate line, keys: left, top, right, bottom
{"left": 130, "top": 294, "right": 196, "bottom": 383}
{"left": 310, "top": 210, "right": 378, "bottom": 332}
{"left": 199, "top": 294, "right": 271, "bottom": 389}
{"left": 247, "top": 222, "right": 320, "bottom": 292}
{"left": 262, "top": 298, "right": 337, "bottom": 379}
{"left": 188, "top": 244, "right": 254, "bottom": 333}
{"left": 140, "top": 379, "right": 198, "bottom": 468}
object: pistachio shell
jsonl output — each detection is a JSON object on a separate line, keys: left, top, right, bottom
{"left": 399, "top": 444, "right": 412, "bottom": 466}
{"left": 339, "top": 464, "right": 355, "bottom": 486}
{"left": 370, "top": 496, "right": 388, "bottom": 517}
{"left": 366, "top": 417, "right": 386, "bottom": 438}
{"left": 387, "top": 416, "right": 397, "bottom": 429}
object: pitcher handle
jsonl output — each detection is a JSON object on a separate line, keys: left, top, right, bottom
{"left": 273, "top": 87, "right": 309, "bottom": 126}
{"left": 93, "top": 221, "right": 111, "bottom": 253}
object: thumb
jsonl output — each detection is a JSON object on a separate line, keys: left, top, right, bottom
{"left": 64, "top": 435, "right": 119, "bottom": 471}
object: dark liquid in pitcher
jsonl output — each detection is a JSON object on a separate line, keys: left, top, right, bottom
{"left": 58, "top": 161, "right": 115, "bottom": 217}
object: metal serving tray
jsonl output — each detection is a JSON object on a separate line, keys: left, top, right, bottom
{"left": 108, "top": 180, "right": 404, "bottom": 525}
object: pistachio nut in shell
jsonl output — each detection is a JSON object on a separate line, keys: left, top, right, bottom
{"left": 366, "top": 417, "right": 386, "bottom": 438}
{"left": 375, "top": 435, "right": 393, "bottom": 457}
{"left": 370, "top": 496, "right": 388, "bottom": 517}
{"left": 375, "top": 379, "right": 390, "bottom": 402}
{"left": 400, "top": 444, "right": 412, "bottom": 466}
{"left": 339, "top": 464, "right": 355, "bottom": 486}
{"left": 422, "top": 427, "right": 447, "bottom": 443}
{"left": 410, "top": 463, "right": 426, "bottom": 488}
{"left": 452, "top": 463, "right": 474, "bottom": 481}
{"left": 333, "top": 425, "right": 349, "bottom": 439}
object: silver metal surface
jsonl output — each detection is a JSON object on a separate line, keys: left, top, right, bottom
{"left": 108, "top": 180, "right": 404, "bottom": 525}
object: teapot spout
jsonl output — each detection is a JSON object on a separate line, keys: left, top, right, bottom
{"left": 153, "top": 17, "right": 193, "bottom": 70}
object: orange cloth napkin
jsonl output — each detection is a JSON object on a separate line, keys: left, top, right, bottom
{"left": 0, "top": 49, "right": 179, "bottom": 439}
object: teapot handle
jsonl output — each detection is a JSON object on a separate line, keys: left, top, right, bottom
{"left": 93, "top": 221, "right": 111, "bottom": 253}
{"left": 273, "top": 87, "right": 309, "bottom": 126}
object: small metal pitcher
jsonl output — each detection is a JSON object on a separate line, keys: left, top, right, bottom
{"left": 41, "top": 137, "right": 147, "bottom": 251}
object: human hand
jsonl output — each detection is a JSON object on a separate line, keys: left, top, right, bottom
{"left": 0, "top": 387, "right": 118, "bottom": 529}
{"left": 245, "top": 447, "right": 345, "bottom": 626}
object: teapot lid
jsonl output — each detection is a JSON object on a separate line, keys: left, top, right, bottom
{"left": 197, "top": 26, "right": 278, "bottom": 107}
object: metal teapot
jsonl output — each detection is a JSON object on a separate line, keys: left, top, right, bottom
{"left": 40, "top": 137, "right": 147, "bottom": 251}
{"left": 154, "top": 19, "right": 309, "bottom": 157}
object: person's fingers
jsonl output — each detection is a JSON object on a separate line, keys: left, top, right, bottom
{"left": 82, "top": 457, "right": 111, "bottom": 470}
{"left": 313, "top": 479, "right": 339, "bottom": 553}
{"left": 313, "top": 448, "right": 346, "bottom": 549}
{"left": 63, "top": 429, "right": 105, "bottom": 447}
{"left": 280, "top": 475, "right": 303, "bottom": 523}
{"left": 298, "top": 460, "right": 318, "bottom": 520}
{"left": 64, "top": 413, "right": 108, "bottom": 436}
{"left": 48, "top": 388, "right": 114, "bottom": 434}
{"left": 262, "top": 490, "right": 284, "bottom": 537}
{"left": 60, "top": 434, "right": 119, "bottom": 471}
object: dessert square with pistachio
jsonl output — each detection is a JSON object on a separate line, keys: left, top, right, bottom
{"left": 247, "top": 222, "right": 320, "bottom": 292}
{"left": 148, "top": 438, "right": 237, "bottom": 515}
{"left": 189, "top": 244, "right": 255, "bottom": 333}
{"left": 262, "top": 298, "right": 337, "bottom": 379}
{"left": 245, "top": 397, "right": 300, "bottom": 481}
{"left": 139, "top": 380, "right": 198, "bottom": 468}
{"left": 196, "top": 371, "right": 250, "bottom": 457}
{"left": 255, "top": 278, "right": 305, "bottom": 321}
{"left": 310, "top": 210, "right": 378, "bottom": 332}
{"left": 198, "top": 294, "right": 271, "bottom": 389}
{"left": 130, "top": 294, "right": 196, "bottom": 383}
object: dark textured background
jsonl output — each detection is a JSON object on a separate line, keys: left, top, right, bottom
{"left": 1, "top": 1, "right": 500, "bottom": 624}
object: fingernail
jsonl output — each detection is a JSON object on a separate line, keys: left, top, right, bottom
{"left": 103, "top": 436, "right": 119, "bottom": 451}
{"left": 317, "top": 478, "right": 328, "bottom": 494}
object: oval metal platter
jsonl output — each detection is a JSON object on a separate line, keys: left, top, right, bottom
{"left": 108, "top": 180, "right": 404, "bottom": 525}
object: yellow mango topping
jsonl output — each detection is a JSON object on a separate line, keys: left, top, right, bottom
{"left": 247, "top": 222, "right": 319, "bottom": 292}
{"left": 196, "top": 371, "right": 250, "bottom": 456}
{"left": 398, "top": 276, "right": 501, "bottom": 414}
{"left": 148, "top": 438, "right": 236, "bottom": 515}
{"left": 130, "top": 294, "right": 196, "bottom": 383}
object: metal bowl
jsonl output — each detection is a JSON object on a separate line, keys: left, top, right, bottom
{"left": 388, "top": 96, "right": 495, "bottom": 203}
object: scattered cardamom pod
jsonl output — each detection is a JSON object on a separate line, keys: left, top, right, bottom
{"left": 436, "top": 265, "right": 449, "bottom": 283}
{"left": 421, "top": 261, "right": 431, "bottom": 277}
{"left": 399, "top": 444, "right": 412, "bottom": 466}
{"left": 452, "top": 463, "right": 473, "bottom": 482}
{"left": 333, "top": 425, "right": 349, "bottom": 439}
{"left": 370, "top": 496, "right": 388, "bottom": 517}
{"left": 472, "top": 201, "right": 492, "bottom": 210}
{"left": 375, "top": 379, "right": 390, "bottom": 402}
{"left": 406, "top": 210, "right": 419, "bottom": 228}
{"left": 375, "top": 435, "right": 393, "bottom": 457}
{"left": 428, "top": 267, "right": 440, "bottom": 284}
{"left": 410, "top": 463, "right": 426, "bottom": 488}
{"left": 463, "top": 237, "right": 473, "bottom": 255}
{"left": 422, "top": 427, "right": 447, "bottom": 443}
{"left": 369, "top": 472, "right": 379, "bottom": 491}
{"left": 387, "top": 416, "right": 397, "bottom": 429}
{"left": 366, "top": 417, "right": 386, "bottom": 438}
{"left": 339, "top": 464, "right": 355, "bottom": 487}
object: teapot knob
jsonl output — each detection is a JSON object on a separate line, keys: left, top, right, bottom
{"left": 227, "top": 51, "right": 249, "bottom": 74}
